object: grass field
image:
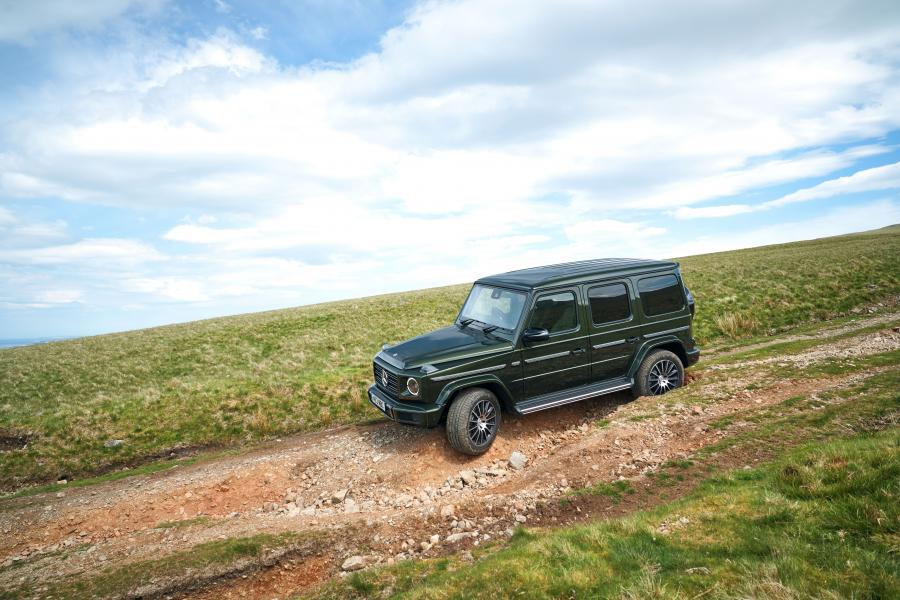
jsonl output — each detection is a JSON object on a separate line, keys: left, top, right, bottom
{"left": 1, "top": 226, "right": 898, "bottom": 490}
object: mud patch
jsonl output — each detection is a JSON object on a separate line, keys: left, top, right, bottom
{"left": 0, "top": 432, "right": 29, "bottom": 451}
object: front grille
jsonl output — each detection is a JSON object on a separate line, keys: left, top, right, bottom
{"left": 373, "top": 362, "right": 402, "bottom": 397}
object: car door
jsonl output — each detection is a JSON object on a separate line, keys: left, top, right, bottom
{"left": 586, "top": 280, "right": 642, "bottom": 380}
{"left": 522, "top": 288, "right": 591, "bottom": 398}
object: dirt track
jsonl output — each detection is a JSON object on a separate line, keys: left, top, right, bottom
{"left": 1, "top": 316, "right": 897, "bottom": 599}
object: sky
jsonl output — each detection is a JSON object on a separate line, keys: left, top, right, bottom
{"left": 1, "top": 0, "right": 900, "bottom": 340}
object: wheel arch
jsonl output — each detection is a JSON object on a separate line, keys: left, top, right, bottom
{"left": 435, "top": 375, "right": 515, "bottom": 413}
{"left": 628, "top": 337, "right": 688, "bottom": 377}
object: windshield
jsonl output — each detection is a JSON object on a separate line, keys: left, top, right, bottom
{"left": 458, "top": 284, "right": 527, "bottom": 332}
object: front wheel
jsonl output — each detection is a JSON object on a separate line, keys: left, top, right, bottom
{"left": 446, "top": 388, "right": 501, "bottom": 455}
{"left": 632, "top": 350, "right": 684, "bottom": 398}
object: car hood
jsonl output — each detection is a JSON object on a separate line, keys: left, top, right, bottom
{"left": 379, "top": 326, "right": 512, "bottom": 370}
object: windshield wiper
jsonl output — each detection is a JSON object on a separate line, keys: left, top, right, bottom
{"left": 482, "top": 325, "right": 500, "bottom": 334}
{"left": 458, "top": 318, "right": 476, "bottom": 329}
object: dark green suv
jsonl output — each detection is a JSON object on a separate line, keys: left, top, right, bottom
{"left": 369, "top": 259, "right": 699, "bottom": 454}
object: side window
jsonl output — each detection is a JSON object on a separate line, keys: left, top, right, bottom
{"left": 588, "top": 283, "right": 631, "bottom": 325}
{"left": 529, "top": 291, "right": 578, "bottom": 334}
{"left": 638, "top": 274, "right": 685, "bottom": 316}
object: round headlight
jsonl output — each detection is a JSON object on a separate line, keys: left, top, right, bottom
{"left": 406, "top": 377, "right": 420, "bottom": 396}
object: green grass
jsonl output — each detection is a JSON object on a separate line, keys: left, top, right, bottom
{"left": 1, "top": 227, "right": 898, "bottom": 490}
{"left": 566, "top": 479, "right": 636, "bottom": 502}
{"left": 306, "top": 371, "right": 900, "bottom": 599}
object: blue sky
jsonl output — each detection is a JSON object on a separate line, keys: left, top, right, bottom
{"left": 1, "top": 0, "right": 899, "bottom": 339}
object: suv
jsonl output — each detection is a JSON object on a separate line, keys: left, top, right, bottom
{"left": 368, "top": 258, "right": 699, "bottom": 454}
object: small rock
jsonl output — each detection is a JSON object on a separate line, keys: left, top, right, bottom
{"left": 508, "top": 451, "right": 529, "bottom": 470}
{"left": 332, "top": 489, "right": 349, "bottom": 504}
{"left": 430, "top": 534, "right": 440, "bottom": 544}
{"left": 103, "top": 439, "right": 124, "bottom": 448}
{"left": 514, "top": 514, "right": 527, "bottom": 523}
{"left": 460, "top": 470, "right": 477, "bottom": 486}
{"left": 440, "top": 504, "right": 455, "bottom": 518}
{"left": 691, "top": 405, "right": 703, "bottom": 415}
{"left": 341, "top": 556, "right": 366, "bottom": 572}
{"left": 445, "top": 532, "right": 476, "bottom": 544}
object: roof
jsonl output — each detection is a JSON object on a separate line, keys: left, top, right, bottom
{"left": 476, "top": 258, "right": 678, "bottom": 289}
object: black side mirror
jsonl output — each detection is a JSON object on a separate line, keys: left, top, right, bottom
{"left": 522, "top": 328, "right": 550, "bottom": 345}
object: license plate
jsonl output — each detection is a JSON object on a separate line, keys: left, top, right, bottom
{"left": 370, "top": 392, "right": 386, "bottom": 412}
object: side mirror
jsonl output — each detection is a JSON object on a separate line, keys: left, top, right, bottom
{"left": 522, "top": 328, "right": 550, "bottom": 345}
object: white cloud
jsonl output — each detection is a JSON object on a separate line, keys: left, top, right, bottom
{"left": 35, "top": 289, "right": 83, "bottom": 304}
{"left": 0, "top": 238, "right": 165, "bottom": 266}
{"left": 763, "top": 160, "right": 900, "bottom": 208}
{"left": 672, "top": 205, "right": 754, "bottom": 219}
{"left": 673, "top": 161, "right": 900, "bottom": 219}
{"left": 126, "top": 277, "right": 207, "bottom": 302}
{"left": 565, "top": 219, "right": 665, "bottom": 241}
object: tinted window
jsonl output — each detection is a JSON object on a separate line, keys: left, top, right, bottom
{"left": 529, "top": 291, "right": 578, "bottom": 333}
{"left": 638, "top": 274, "right": 684, "bottom": 316}
{"left": 588, "top": 283, "right": 631, "bottom": 324}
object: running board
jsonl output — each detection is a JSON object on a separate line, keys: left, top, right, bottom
{"left": 515, "top": 377, "right": 634, "bottom": 415}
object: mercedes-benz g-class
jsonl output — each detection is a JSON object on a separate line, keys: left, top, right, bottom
{"left": 369, "top": 259, "right": 699, "bottom": 454}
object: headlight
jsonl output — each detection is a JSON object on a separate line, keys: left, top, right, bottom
{"left": 406, "top": 377, "right": 420, "bottom": 396}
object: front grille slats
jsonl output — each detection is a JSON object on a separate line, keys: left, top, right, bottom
{"left": 373, "top": 362, "right": 402, "bottom": 398}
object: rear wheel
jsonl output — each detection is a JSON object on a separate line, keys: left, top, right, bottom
{"left": 446, "top": 388, "right": 501, "bottom": 455}
{"left": 632, "top": 350, "right": 684, "bottom": 398}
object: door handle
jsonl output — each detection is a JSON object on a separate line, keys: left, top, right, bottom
{"left": 626, "top": 336, "right": 640, "bottom": 343}
{"left": 571, "top": 347, "right": 586, "bottom": 355}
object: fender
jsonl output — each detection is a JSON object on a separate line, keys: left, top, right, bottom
{"left": 627, "top": 335, "right": 687, "bottom": 378}
{"left": 435, "top": 373, "right": 515, "bottom": 410}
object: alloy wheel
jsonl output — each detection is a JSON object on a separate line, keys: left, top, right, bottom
{"left": 467, "top": 398, "right": 497, "bottom": 446}
{"left": 648, "top": 359, "right": 680, "bottom": 395}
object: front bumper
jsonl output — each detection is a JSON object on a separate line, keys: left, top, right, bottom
{"left": 367, "top": 384, "right": 444, "bottom": 428}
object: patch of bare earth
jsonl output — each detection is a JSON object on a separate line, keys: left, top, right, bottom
{"left": 1, "top": 324, "right": 897, "bottom": 600}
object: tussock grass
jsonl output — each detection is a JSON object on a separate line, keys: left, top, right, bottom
{"left": 0, "top": 227, "right": 898, "bottom": 489}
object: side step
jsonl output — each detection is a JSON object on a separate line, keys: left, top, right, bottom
{"left": 515, "top": 377, "right": 633, "bottom": 415}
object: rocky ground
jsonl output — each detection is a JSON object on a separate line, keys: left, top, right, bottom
{"left": 1, "top": 314, "right": 898, "bottom": 600}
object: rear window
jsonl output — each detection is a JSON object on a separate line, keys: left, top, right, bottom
{"left": 587, "top": 283, "right": 631, "bottom": 324}
{"left": 638, "top": 274, "right": 684, "bottom": 316}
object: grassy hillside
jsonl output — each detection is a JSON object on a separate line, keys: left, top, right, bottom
{"left": 1, "top": 227, "right": 898, "bottom": 490}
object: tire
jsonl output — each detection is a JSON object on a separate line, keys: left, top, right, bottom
{"left": 446, "top": 387, "right": 501, "bottom": 455}
{"left": 632, "top": 350, "right": 684, "bottom": 398}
